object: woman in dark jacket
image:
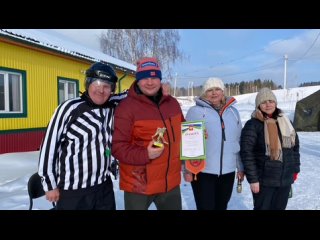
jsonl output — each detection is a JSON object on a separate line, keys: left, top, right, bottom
{"left": 240, "top": 88, "right": 300, "bottom": 210}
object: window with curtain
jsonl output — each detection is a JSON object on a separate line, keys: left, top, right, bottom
{"left": 0, "top": 71, "right": 22, "bottom": 113}
{"left": 58, "top": 78, "right": 78, "bottom": 105}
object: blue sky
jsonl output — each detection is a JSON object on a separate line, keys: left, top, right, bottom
{"left": 49, "top": 29, "right": 320, "bottom": 88}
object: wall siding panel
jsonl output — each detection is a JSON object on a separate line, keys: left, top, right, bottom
{"left": 0, "top": 38, "right": 135, "bottom": 153}
{"left": 0, "top": 130, "right": 46, "bottom": 154}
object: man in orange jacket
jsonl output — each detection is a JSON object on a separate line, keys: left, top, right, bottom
{"left": 112, "top": 57, "right": 184, "bottom": 210}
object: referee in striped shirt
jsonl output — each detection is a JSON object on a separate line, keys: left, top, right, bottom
{"left": 38, "top": 62, "right": 126, "bottom": 210}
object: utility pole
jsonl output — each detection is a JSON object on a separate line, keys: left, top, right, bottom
{"left": 284, "top": 54, "right": 288, "bottom": 90}
{"left": 188, "top": 81, "right": 194, "bottom": 99}
{"left": 173, "top": 73, "right": 177, "bottom": 97}
{"left": 190, "top": 81, "right": 194, "bottom": 99}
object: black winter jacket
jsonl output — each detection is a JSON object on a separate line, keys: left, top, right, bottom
{"left": 240, "top": 118, "right": 300, "bottom": 187}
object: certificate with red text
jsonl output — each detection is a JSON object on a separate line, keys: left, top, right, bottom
{"left": 180, "top": 121, "right": 206, "bottom": 160}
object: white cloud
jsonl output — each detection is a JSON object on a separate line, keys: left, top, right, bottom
{"left": 265, "top": 29, "right": 320, "bottom": 60}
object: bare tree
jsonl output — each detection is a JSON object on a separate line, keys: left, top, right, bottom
{"left": 100, "top": 29, "right": 186, "bottom": 80}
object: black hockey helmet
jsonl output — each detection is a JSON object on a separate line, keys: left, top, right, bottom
{"left": 85, "top": 62, "right": 118, "bottom": 91}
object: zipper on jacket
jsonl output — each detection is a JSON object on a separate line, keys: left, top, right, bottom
{"left": 219, "top": 115, "right": 226, "bottom": 175}
{"left": 220, "top": 141, "right": 224, "bottom": 175}
{"left": 169, "top": 117, "right": 176, "bottom": 142}
{"left": 157, "top": 105, "right": 170, "bottom": 192}
{"left": 221, "top": 119, "right": 226, "bottom": 141}
{"left": 211, "top": 106, "right": 227, "bottom": 176}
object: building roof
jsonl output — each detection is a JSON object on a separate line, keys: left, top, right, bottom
{"left": 0, "top": 29, "right": 136, "bottom": 74}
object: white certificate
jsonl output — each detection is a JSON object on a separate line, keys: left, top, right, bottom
{"left": 180, "top": 121, "right": 206, "bottom": 160}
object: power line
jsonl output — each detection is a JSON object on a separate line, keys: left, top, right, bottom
{"left": 178, "top": 34, "right": 295, "bottom": 77}
{"left": 178, "top": 58, "right": 283, "bottom": 80}
{"left": 290, "top": 30, "right": 320, "bottom": 62}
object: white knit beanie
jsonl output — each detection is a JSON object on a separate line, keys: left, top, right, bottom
{"left": 255, "top": 87, "right": 277, "bottom": 108}
{"left": 202, "top": 77, "right": 225, "bottom": 95}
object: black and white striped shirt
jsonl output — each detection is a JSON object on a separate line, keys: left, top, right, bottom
{"left": 38, "top": 91, "right": 127, "bottom": 191}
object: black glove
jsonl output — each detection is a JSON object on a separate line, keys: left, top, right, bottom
{"left": 109, "top": 160, "right": 119, "bottom": 180}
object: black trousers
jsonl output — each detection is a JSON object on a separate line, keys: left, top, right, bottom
{"left": 252, "top": 185, "right": 291, "bottom": 210}
{"left": 56, "top": 176, "right": 116, "bottom": 210}
{"left": 191, "top": 171, "right": 235, "bottom": 210}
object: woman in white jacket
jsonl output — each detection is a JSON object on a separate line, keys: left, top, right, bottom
{"left": 185, "top": 77, "right": 244, "bottom": 210}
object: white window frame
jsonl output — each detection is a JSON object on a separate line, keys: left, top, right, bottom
{"left": 0, "top": 71, "right": 23, "bottom": 113}
{"left": 58, "top": 79, "right": 77, "bottom": 105}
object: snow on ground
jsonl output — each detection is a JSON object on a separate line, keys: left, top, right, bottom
{"left": 1, "top": 86, "right": 320, "bottom": 210}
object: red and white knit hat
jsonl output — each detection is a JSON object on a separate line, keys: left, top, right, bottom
{"left": 136, "top": 57, "right": 162, "bottom": 81}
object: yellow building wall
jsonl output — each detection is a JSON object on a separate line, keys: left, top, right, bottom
{"left": 0, "top": 40, "right": 135, "bottom": 131}
{"left": 118, "top": 74, "right": 135, "bottom": 92}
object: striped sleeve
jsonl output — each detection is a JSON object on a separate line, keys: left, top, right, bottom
{"left": 109, "top": 90, "right": 128, "bottom": 105}
{"left": 38, "top": 99, "right": 80, "bottom": 191}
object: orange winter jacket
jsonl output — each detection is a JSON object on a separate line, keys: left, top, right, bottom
{"left": 112, "top": 83, "right": 184, "bottom": 195}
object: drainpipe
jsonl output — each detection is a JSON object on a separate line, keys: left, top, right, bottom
{"left": 118, "top": 73, "right": 127, "bottom": 93}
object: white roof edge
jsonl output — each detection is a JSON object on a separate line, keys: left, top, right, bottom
{"left": 0, "top": 29, "right": 136, "bottom": 72}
